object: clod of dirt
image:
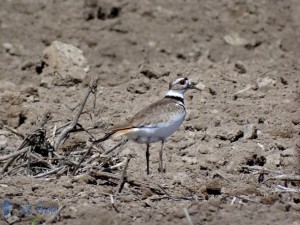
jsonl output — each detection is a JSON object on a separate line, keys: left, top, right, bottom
{"left": 234, "top": 61, "right": 247, "bottom": 74}
{"left": 205, "top": 179, "right": 222, "bottom": 195}
{"left": 215, "top": 127, "right": 243, "bottom": 142}
{"left": 230, "top": 184, "right": 260, "bottom": 196}
{"left": 73, "top": 174, "right": 97, "bottom": 185}
{"left": 270, "top": 126, "right": 294, "bottom": 138}
{"left": 260, "top": 194, "right": 280, "bottom": 205}
{"left": 243, "top": 124, "right": 257, "bottom": 139}
{"left": 244, "top": 153, "right": 266, "bottom": 167}
{"left": 127, "top": 80, "right": 150, "bottom": 94}
{"left": 139, "top": 64, "right": 170, "bottom": 79}
{"left": 42, "top": 41, "right": 90, "bottom": 85}
{"left": 60, "top": 134, "right": 87, "bottom": 152}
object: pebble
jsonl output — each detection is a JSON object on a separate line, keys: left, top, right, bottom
{"left": 256, "top": 77, "right": 276, "bottom": 90}
{"left": 234, "top": 61, "right": 247, "bottom": 74}
{"left": 243, "top": 124, "right": 256, "bottom": 139}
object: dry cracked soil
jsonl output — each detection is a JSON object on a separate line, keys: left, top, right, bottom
{"left": 0, "top": 0, "right": 300, "bottom": 225}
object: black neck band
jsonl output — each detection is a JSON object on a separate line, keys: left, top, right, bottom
{"left": 165, "top": 95, "right": 184, "bottom": 104}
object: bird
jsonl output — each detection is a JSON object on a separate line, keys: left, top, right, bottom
{"left": 96, "top": 77, "right": 200, "bottom": 174}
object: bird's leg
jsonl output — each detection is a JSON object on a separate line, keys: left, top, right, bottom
{"left": 158, "top": 140, "right": 165, "bottom": 173}
{"left": 146, "top": 143, "right": 150, "bottom": 175}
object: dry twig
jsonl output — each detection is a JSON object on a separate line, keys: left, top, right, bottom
{"left": 115, "top": 156, "right": 132, "bottom": 194}
{"left": 54, "top": 78, "right": 97, "bottom": 151}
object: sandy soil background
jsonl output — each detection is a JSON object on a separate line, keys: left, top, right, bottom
{"left": 0, "top": 0, "right": 300, "bottom": 224}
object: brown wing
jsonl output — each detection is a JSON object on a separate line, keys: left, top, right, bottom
{"left": 107, "top": 98, "right": 185, "bottom": 132}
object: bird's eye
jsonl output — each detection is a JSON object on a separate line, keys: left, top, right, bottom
{"left": 180, "top": 80, "right": 186, "bottom": 85}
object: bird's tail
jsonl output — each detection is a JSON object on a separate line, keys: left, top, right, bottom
{"left": 93, "top": 128, "right": 132, "bottom": 143}
{"left": 93, "top": 131, "right": 115, "bottom": 143}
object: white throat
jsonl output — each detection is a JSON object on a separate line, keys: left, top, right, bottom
{"left": 166, "top": 89, "right": 184, "bottom": 99}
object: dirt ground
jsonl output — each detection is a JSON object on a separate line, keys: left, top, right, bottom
{"left": 1, "top": 0, "right": 300, "bottom": 224}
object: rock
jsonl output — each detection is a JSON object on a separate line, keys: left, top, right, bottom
{"left": 223, "top": 32, "right": 248, "bottom": 46}
{"left": 234, "top": 61, "right": 247, "bottom": 74}
{"left": 243, "top": 124, "right": 257, "bottom": 139}
{"left": 215, "top": 127, "right": 243, "bottom": 142}
{"left": 256, "top": 77, "right": 276, "bottom": 90}
{"left": 139, "top": 64, "right": 170, "bottom": 79}
{"left": 42, "top": 41, "right": 90, "bottom": 84}
{"left": 127, "top": 80, "right": 150, "bottom": 94}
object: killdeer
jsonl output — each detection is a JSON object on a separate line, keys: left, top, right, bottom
{"left": 97, "top": 77, "right": 200, "bottom": 174}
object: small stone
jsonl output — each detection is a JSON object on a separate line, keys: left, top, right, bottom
{"left": 257, "top": 77, "right": 276, "bottom": 90}
{"left": 224, "top": 33, "right": 248, "bottom": 46}
{"left": 234, "top": 61, "right": 247, "bottom": 74}
{"left": 215, "top": 128, "right": 243, "bottom": 142}
{"left": 243, "top": 124, "right": 256, "bottom": 139}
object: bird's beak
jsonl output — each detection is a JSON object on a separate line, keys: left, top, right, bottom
{"left": 188, "top": 84, "right": 201, "bottom": 91}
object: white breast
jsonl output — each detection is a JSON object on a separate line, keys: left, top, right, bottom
{"left": 124, "top": 112, "right": 185, "bottom": 143}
